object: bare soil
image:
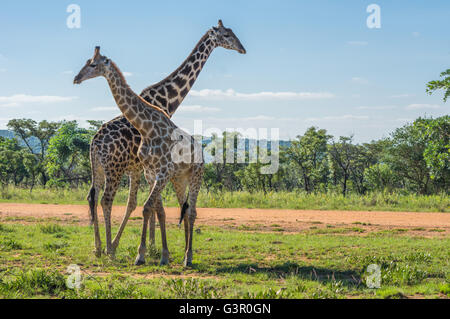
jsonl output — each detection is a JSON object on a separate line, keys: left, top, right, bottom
{"left": 0, "top": 203, "right": 449, "bottom": 237}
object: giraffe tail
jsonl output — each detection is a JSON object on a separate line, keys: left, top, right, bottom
{"left": 178, "top": 192, "right": 190, "bottom": 227}
{"left": 87, "top": 186, "right": 96, "bottom": 225}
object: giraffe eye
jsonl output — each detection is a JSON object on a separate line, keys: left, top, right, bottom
{"left": 90, "top": 64, "right": 97, "bottom": 68}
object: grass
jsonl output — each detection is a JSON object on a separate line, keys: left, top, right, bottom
{"left": 1, "top": 185, "right": 449, "bottom": 212}
{"left": 0, "top": 220, "right": 448, "bottom": 299}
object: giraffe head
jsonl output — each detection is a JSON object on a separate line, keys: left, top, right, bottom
{"left": 210, "top": 20, "right": 246, "bottom": 54}
{"left": 73, "top": 46, "right": 111, "bottom": 84}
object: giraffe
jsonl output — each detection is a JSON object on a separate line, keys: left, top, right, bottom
{"left": 86, "top": 20, "right": 245, "bottom": 257}
{"left": 74, "top": 46, "right": 204, "bottom": 267}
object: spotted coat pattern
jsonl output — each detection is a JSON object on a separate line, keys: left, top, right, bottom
{"left": 85, "top": 22, "right": 245, "bottom": 258}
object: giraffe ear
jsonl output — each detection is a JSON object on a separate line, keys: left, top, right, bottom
{"left": 218, "top": 19, "right": 223, "bottom": 27}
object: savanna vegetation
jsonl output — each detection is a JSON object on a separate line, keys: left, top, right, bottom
{"left": 0, "top": 115, "right": 448, "bottom": 212}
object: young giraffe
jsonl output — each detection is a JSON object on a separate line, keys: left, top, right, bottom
{"left": 75, "top": 46, "right": 204, "bottom": 266}
{"left": 87, "top": 20, "right": 245, "bottom": 257}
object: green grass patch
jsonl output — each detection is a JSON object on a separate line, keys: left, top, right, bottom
{"left": 0, "top": 222, "right": 448, "bottom": 299}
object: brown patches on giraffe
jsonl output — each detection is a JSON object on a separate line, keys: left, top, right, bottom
{"left": 77, "top": 21, "right": 245, "bottom": 258}
{"left": 75, "top": 46, "right": 205, "bottom": 267}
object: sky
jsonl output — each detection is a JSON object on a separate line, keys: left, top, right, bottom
{"left": 0, "top": 0, "right": 448, "bottom": 142}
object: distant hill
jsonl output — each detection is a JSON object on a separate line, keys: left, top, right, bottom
{"left": 0, "top": 129, "right": 42, "bottom": 153}
{"left": 0, "top": 130, "right": 14, "bottom": 139}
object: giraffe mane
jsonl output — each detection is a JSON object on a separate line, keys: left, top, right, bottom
{"left": 109, "top": 60, "right": 170, "bottom": 119}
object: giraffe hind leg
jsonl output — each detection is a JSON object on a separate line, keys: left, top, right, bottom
{"left": 100, "top": 172, "right": 122, "bottom": 257}
{"left": 87, "top": 161, "right": 104, "bottom": 257}
{"left": 184, "top": 166, "right": 203, "bottom": 267}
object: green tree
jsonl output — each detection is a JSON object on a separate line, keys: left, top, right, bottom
{"left": 364, "top": 163, "right": 398, "bottom": 192}
{"left": 45, "top": 121, "right": 92, "bottom": 186}
{"left": 0, "top": 137, "right": 28, "bottom": 188}
{"left": 328, "top": 136, "right": 360, "bottom": 196}
{"left": 204, "top": 131, "right": 244, "bottom": 191}
{"left": 384, "top": 120, "right": 431, "bottom": 194}
{"left": 416, "top": 116, "right": 449, "bottom": 184}
{"left": 7, "top": 119, "right": 60, "bottom": 186}
{"left": 285, "top": 127, "right": 331, "bottom": 193}
{"left": 426, "top": 69, "right": 450, "bottom": 102}
{"left": 234, "top": 145, "right": 281, "bottom": 194}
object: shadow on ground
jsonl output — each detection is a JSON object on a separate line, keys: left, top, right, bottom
{"left": 214, "top": 261, "right": 362, "bottom": 287}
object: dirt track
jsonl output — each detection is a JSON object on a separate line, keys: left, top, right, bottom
{"left": 0, "top": 203, "right": 449, "bottom": 236}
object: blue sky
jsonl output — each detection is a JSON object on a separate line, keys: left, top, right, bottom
{"left": 0, "top": 0, "right": 448, "bottom": 142}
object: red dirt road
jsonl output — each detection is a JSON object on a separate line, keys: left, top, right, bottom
{"left": 0, "top": 203, "right": 449, "bottom": 236}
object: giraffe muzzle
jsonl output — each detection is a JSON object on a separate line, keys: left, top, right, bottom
{"left": 73, "top": 75, "right": 82, "bottom": 84}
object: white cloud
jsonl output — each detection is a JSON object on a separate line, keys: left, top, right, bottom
{"left": 305, "top": 115, "right": 370, "bottom": 122}
{"left": 123, "top": 72, "right": 133, "bottom": 77}
{"left": 351, "top": 77, "right": 369, "bottom": 84}
{"left": 356, "top": 105, "right": 397, "bottom": 110}
{"left": 347, "top": 41, "right": 368, "bottom": 46}
{"left": 0, "top": 68, "right": 6, "bottom": 73}
{"left": 412, "top": 32, "right": 420, "bottom": 37}
{"left": 189, "top": 89, "right": 335, "bottom": 100}
{"left": 405, "top": 103, "right": 441, "bottom": 110}
{"left": 0, "top": 94, "right": 78, "bottom": 107}
{"left": 178, "top": 105, "right": 220, "bottom": 113}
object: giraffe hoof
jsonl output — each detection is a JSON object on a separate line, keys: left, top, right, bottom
{"left": 134, "top": 256, "right": 145, "bottom": 266}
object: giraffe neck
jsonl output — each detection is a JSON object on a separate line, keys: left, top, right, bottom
{"left": 105, "top": 61, "right": 163, "bottom": 135}
{"left": 140, "top": 30, "right": 217, "bottom": 116}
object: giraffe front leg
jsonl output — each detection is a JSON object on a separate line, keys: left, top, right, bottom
{"left": 156, "top": 203, "right": 170, "bottom": 265}
{"left": 148, "top": 210, "right": 156, "bottom": 248}
{"left": 135, "top": 175, "right": 169, "bottom": 265}
{"left": 134, "top": 206, "right": 150, "bottom": 266}
{"left": 146, "top": 176, "right": 156, "bottom": 248}
{"left": 183, "top": 205, "right": 197, "bottom": 267}
{"left": 112, "top": 170, "right": 141, "bottom": 252}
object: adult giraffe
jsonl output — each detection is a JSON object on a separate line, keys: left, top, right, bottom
{"left": 85, "top": 20, "right": 245, "bottom": 257}
{"left": 74, "top": 46, "right": 204, "bottom": 266}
